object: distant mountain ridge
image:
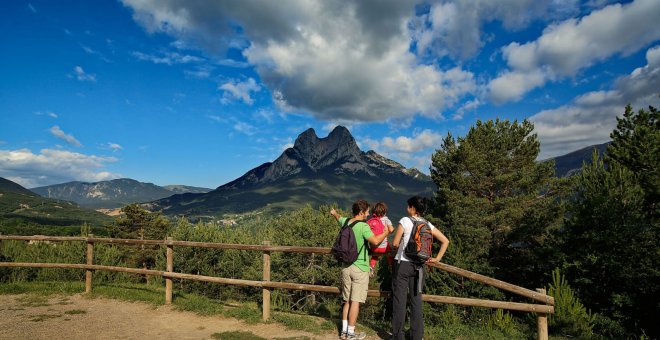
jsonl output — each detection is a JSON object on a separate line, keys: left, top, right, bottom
{"left": 148, "top": 126, "right": 435, "bottom": 218}
{"left": 550, "top": 142, "right": 610, "bottom": 177}
{"left": 0, "top": 177, "right": 36, "bottom": 196}
{"left": 0, "top": 177, "right": 113, "bottom": 230}
{"left": 31, "top": 179, "right": 212, "bottom": 209}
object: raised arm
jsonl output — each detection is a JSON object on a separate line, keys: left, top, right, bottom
{"left": 330, "top": 208, "right": 340, "bottom": 221}
{"left": 427, "top": 228, "right": 449, "bottom": 263}
{"left": 367, "top": 225, "right": 390, "bottom": 247}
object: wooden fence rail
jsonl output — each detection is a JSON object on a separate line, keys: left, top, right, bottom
{"left": 0, "top": 234, "right": 553, "bottom": 340}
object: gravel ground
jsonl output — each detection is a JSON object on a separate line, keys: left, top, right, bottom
{"left": 0, "top": 294, "right": 345, "bottom": 340}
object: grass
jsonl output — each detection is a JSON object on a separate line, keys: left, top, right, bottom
{"left": 211, "top": 331, "right": 266, "bottom": 340}
{"left": 64, "top": 309, "right": 87, "bottom": 315}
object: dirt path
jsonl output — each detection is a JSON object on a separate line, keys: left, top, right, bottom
{"left": 0, "top": 294, "right": 349, "bottom": 340}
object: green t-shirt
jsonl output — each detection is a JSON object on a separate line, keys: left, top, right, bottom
{"left": 338, "top": 217, "right": 374, "bottom": 272}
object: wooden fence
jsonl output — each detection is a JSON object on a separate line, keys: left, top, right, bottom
{"left": 0, "top": 234, "right": 554, "bottom": 339}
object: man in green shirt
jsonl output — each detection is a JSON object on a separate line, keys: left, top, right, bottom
{"left": 331, "top": 200, "right": 390, "bottom": 340}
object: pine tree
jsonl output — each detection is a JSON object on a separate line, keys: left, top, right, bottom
{"left": 429, "top": 119, "right": 565, "bottom": 295}
{"left": 563, "top": 105, "right": 660, "bottom": 338}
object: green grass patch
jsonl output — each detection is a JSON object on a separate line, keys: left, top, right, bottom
{"left": 211, "top": 331, "right": 266, "bottom": 340}
{"left": 17, "top": 295, "right": 50, "bottom": 307}
{"left": 64, "top": 309, "right": 86, "bottom": 315}
{"left": 173, "top": 292, "right": 224, "bottom": 316}
{"left": 87, "top": 282, "right": 164, "bottom": 305}
{"left": 0, "top": 281, "right": 84, "bottom": 295}
{"left": 29, "top": 313, "right": 62, "bottom": 322}
{"left": 223, "top": 302, "right": 262, "bottom": 324}
{"left": 271, "top": 312, "right": 335, "bottom": 335}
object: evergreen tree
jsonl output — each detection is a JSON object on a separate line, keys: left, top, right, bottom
{"left": 607, "top": 104, "right": 659, "bottom": 218}
{"left": 429, "top": 119, "right": 565, "bottom": 296}
{"left": 563, "top": 105, "right": 659, "bottom": 338}
{"left": 108, "top": 204, "right": 171, "bottom": 277}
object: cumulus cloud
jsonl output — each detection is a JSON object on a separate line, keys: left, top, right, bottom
{"left": 0, "top": 148, "right": 120, "bottom": 188}
{"left": 49, "top": 126, "right": 83, "bottom": 147}
{"left": 121, "top": 0, "right": 476, "bottom": 122}
{"left": 219, "top": 78, "right": 261, "bottom": 105}
{"left": 72, "top": 66, "right": 96, "bottom": 82}
{"left": 380, "top": 129, "right": 443, "bottom": 153}
{"left": 532, "top": 45, "right": 660, "bottom": 159}
{"left": 489, "top": 0, "right": 660, "bottom": 103}
{"left": 412, "top": 0, "right": 572, "bottom": 61}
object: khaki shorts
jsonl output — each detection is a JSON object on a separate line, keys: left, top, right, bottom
{"left": 341, "top": 265, "right": 369, "bottom": 303}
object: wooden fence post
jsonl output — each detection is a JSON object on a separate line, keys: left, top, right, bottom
{"left": 262, "top": 240, "right": 271, "bottom": 320}
{"left": 165, "top": 237, "right": 174, "bottom": 304}
{"left": 536, "top": 288, "right": 548, "bottom": 340}
{"left": 85, "top": 234, "right": 94, "bottom": 293}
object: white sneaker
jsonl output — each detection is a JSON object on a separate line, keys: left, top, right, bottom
{"left": 346, "top": 331, "right": 367, "bottom": 340}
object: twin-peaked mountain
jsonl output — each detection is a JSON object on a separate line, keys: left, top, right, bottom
{"left": 147, "top": 126, "right": 435, "bottom": 218}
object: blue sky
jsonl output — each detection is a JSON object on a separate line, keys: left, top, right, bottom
{"left": 1, "top": 0, "right": 659, "bottom": 189}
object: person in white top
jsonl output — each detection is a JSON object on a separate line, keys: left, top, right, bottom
{"left": 390, "top": 196, "right": 449, "bottom": 340}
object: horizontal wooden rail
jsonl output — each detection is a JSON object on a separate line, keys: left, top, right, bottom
{"left": 429, "top": 262, "right": 554, "bottom": 305}
{"left": 0, "top": 261, "right": 554, "bottom": 314}
{"left": 0, "top": 235, "right": 554, "bottom": 305}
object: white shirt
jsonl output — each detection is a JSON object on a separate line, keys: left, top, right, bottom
{"left": 394, "top": 216, "right": 436, "bottom": 262}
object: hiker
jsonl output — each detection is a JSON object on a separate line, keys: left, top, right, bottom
{"left": 391, "top": 196, "right": 449, "bottom": 340}
{"left": 330, "top": 200, "right": 390, "bottom": 340}
{"left": 367, "top": 201, "right": 395, "bottom": 277}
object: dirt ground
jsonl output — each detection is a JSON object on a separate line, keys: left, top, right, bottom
{"left": 0, "top": 294, "right": 351, "bottom": 340}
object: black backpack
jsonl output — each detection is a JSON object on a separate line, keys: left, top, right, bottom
{"left": 331, "top": 219, "right": 361, "bottom": 263}
{"left": 404, "top": 217, "right": 433, "bottom": 265}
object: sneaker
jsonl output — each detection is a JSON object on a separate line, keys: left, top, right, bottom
{"left": 346, "top": 331, "right": 367, "bottom": 340}
{"left": 339, "top": 331, "right": 348, "bottom": 339}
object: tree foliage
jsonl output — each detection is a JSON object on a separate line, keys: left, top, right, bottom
{"left": 430, "top": 119, "right": 565, "bottom": 294}
{"left": 108, "top": 204, "right": 171, "bottom": 276}
{"left": 562, "top": 105, "right": 659, "bottom": 338}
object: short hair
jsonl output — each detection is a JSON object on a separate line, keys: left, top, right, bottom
{"left": 407, "top": 196, "right": 428, "bottom": 215}
{"left": 352, "top": 199, "right": 370, "bottom": 216}
{"left": 372, "top": 202, "right": 388, "bottom": 217}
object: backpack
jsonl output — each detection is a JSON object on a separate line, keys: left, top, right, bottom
{"left": 331, "top": 219, "right": 362, "bottom": 263}
{"left": 367, "top": 216, "right": 385, "bottom": 236}
{"left": 404, "top": 217, "right": 433, "bottom": 265}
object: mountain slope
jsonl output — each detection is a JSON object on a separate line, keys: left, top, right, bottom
{"left": 0, "top": 177, "right": 37, "bottom": 196}
{"left": 31, "top": 178, "right": 184, "bottom": 209}
{"left": 0, "top": 177, "right": 113, "bottom": 234}
{"left": 148, "top": 126, "right": 435, "bottom": 218}
{"left": 551, "top": 142, "right": 610, "bottom": 177}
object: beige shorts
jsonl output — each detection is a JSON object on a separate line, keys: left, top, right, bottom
{"left": 341, "top": 265, "right": 369, "bottom": 303}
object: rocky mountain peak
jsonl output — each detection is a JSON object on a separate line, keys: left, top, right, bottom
{"left": 290, "top": 125, "right": 361, "bottom": 169}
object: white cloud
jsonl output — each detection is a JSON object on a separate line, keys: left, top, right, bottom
{"left": 35, "top": 111, "right": 58, "bottom": 118}
{"left": 132, "top": 51, "right": 204, "bottom": 65}
{"left": 367, "top": 129, "right": 443, "bottom": 153}
{"left": 219, "top": 78, "right": 261, "bottom": 105}
{"left": 72, "top": 66, "right": 96, "bottom": 82}
{"left": 0, "top": 148, "right": 120, "bottom": 188}
{"left": 489, "top": 0, "right": 660, "bottom": 103}
{"left": 28, "top": 3, "right": 36, "bottom": 14}
{"left": 121, "top": 0, "right": 476, "bottom": 122}
{"left": 233, "top": 121, "right": 257, "bottom": 136}
{"left": 49, "top": 126, "right": 83, "bottom": 147}
{"left": 532, "top": 45, "right": 660, "bottom": 159}
{"left": 102, "top": 142, "right": 123, "bottom": 152}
